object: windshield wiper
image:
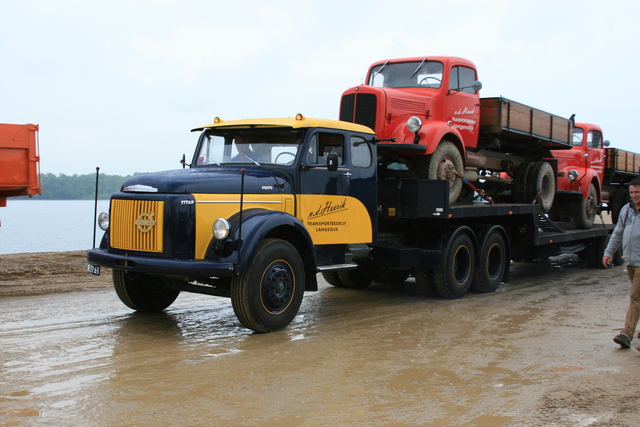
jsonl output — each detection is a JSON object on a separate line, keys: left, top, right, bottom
{"left": 410, "top": 58, "right": 428, "bottom": 79}
{"left": 370, "top": 60, "right": 390, "bottom": 82}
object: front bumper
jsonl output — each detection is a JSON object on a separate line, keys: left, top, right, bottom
{"left": 87, "top": 248, "right": 236, "bottom": 278}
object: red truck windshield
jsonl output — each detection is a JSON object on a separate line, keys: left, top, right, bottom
{"left": 369, "top": 60, "right": 444, "bottom": 89}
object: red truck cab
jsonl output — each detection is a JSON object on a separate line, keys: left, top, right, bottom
{"left": 341, "top": 56, "right": 481, "bottom": 150}
{"left": 551, "top": 123, "right": 605, "bottom": 228}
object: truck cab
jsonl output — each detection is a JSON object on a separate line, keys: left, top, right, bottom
{"left": 88, "top": 115, "right": 377, "bottom": 332}
{"left": 551, "top": 123, "right": 605, "bottom": 228}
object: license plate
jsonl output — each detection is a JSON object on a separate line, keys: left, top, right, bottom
{"left": 87, "top": 264, "right": 101, "bottom": 276}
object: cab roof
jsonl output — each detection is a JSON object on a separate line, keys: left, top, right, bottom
{"left": 192, "top": 114, "right": 375, "bottom": 134}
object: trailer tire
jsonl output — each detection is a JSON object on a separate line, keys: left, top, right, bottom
{"left": 530, "top": 161, "right": 555, "bottom": 213}
{"left": 472, "top": 231, "right": 507, "bottom": 293}
{"left": 322, "top": 272, "right": 345, "bottom": 288}
{"left": 414, "top": 267, "right": 437, "bottom": 295}
{"left": 113, "top": 270, "right": 180, "bottom": 312}
{"left": 433, "top": 232, "right": 476, "bottom": 299}
{"left": 338, "top": 268, "right": 373, "bottom": 289}
{"left": 377, "top": 269, "right": 410, "bottom": 284}
{"left": 611, "top": 189, "right": 629, "bottom": 224}
{"left": 572, "top": 183, "right": 598, "bottom": 229}
{"left": 231, "top": 238, "right": 304, "bottom": 333}
{"left": 428, "top": 141, "right": 463, "bottom": 204}
{"left": 514, "top": 162, "right": 535, "bottom": 203}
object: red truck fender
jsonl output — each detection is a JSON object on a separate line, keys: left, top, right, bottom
{"left": 578, "top": 171, "right": 601, "bottom": 202}
{"left": 418, "top": 121, "right": 466, "bottom": 162}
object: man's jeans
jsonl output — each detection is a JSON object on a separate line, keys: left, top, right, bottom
{"left": 622, "top": 265, "right": 640, "bottom": 340}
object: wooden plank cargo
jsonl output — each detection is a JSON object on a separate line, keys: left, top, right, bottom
{"left": 479, "top": 96, "right": 573, "bottom": 151}
{"left": 605, "top": 147, "right": 640, "bottom": 181}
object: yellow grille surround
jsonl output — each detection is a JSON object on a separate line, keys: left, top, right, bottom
{"left": 110, "top": 199, "right": 164, "bottom": 252}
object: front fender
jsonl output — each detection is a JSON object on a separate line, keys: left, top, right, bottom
{"left": 209, "top": 209, "right": 318, "bottom": 290}
{"left": 419, "top": 122, "right": 465, "bottom": 157}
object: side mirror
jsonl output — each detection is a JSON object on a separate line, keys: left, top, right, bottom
{"left": 180, "top": 154, "right": 191, "bottom": 169}
{"left": 327, "top": 153, "right": 339, "bottom": 171}
{"left": 604, "top": 140, "right": 611, "bottom": 147}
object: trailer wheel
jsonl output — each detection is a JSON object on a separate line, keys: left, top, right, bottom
{"left": 433, "top": 232, "right": 476, "bottom": 299}
{"left": 231, "top": 238, "right": 304, "bottom": 333}
{"left": 472, "top": 231, "right": 507, "bottom": 293}
{"left": 530, "top": 161, "right": 555, "bottom": 213}
{"left": 322, "top": 271, "right": 345, "bottom": 288}
{"left": 572, "top": 183, "right": 598, "bottom": 229}
{"left": 611, "top": 189, "right": 629, "bottom": 224}
{"left": 513, "top": 162, "right": 535, "bottom": 203}
{"left": 113, "top": 270, "right": 180, "bottom": 311}
{"left": 428, "top": 141, "right": 463, "bottom": 204}
{"left": 377, "top": 269, "right": 410, "bottom": 284}
{"left": 338, "top": 268, "right": 374, "bottom": 289}
{"left": 414, "top": 267, "right": 437, "bottom": 295}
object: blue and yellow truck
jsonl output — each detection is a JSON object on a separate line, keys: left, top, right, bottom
{"left": 87, "top": 113, "right": 617, "bottom": 333}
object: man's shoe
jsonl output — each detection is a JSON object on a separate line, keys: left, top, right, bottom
{"left": 614, "top": 334, "right": 631, "bottom": 348}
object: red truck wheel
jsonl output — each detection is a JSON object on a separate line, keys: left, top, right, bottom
{"left": 572, "top": 183, "right": 598, "bottom": 229}
{"left": 113, "top": 270, "right": 181, "bottom": 311}
{"left": 531, "top": 161, "right": 555, "bottom": 213}
{"left": 428, "top": 141, "right": 463, "bottom": 203}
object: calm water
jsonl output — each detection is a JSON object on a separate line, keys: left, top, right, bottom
{"left": 0, "top": 199, "right": 110, "bottom": 255}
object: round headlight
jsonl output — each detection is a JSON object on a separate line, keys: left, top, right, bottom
{"left": 406, "top": 116, "right": 422, "bottom": 133}
{"left": 568, "top": 169, "right": 579, "bottom": 180}
{"left": 213, "top": 218, "right": 231, "bottom": 240}
{"left": 98, "top": 212, "right": 110, "bottom": 231}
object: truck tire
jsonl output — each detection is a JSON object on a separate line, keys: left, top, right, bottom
{"left": 513, "top": 162, "right": 535, "bottom": 203}
{"left": 414, "top": 267, "right": 437, "bottom": 295}
{"left": 113, "top": 270, "right": 180, "bottom": 311}
{"left": 472, "top": 230, "right": 507, "bottom": 293}
{"left": 322, "top": 271, "right": 345, "bottom": 287}
{"left": 231, "top": 238, "right": 305, "bottom": 333}
{"left": 337, "top": 268, "right": 374, "bottom": 289}
{"left": 572, "top": 183, "right": 598, "bottom": 229}
{"left": 427, "top": 141, "right": 463, "bottom": 204}
{"left": 433, "top": 231, "right": 476, "bottom": 299}
{"left": 376, "top": 268, "right": 410, "bottom": 284}
{"left": 611, "top": 189, "right": 629, "bottom": 224}
{"left": 530, "top": 161, "right": 555, "bottom": 213}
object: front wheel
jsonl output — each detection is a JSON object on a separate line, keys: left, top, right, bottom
{"left": 113, "top": 270, "right": 181, "bottom": 311}
{"left": 427, "top": 141, "right": 463, "bottom": 204}
{"left": 231, "top": 238, "right": 305, "bottom": 333}
{"left": 572, "top": 183, "right": 598, "bottom": 229}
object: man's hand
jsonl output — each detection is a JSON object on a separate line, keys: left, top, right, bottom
{"left": 602, "top": 256, "right": 612, "bottom": 268}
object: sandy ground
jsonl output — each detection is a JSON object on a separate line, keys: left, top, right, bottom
{"left": 2, "top": 249, "right": 640, "bottom": 425}
{"left": 0, "top": 250, "right": 112, "bottom": 297}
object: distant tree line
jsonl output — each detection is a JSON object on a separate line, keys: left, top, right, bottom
{"left": 35, "top": 172, "right": 134, "bottom": 200}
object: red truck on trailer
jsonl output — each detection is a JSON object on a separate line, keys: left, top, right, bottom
{"left": 0, "top": 123, "right": 41, "bottom": 207}
{"left": 550, "top": 122, "right": 640, "bottom": 228}
{"left": 339, "top": 56, "right": 573, "bottom": 212}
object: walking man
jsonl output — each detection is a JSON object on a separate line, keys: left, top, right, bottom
{"left": 603, "top": 178, "right": 640, "bottom": 348}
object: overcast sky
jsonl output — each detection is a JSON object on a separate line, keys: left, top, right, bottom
{"left": 2, "top": 0, "right": 638, "bottom": 176}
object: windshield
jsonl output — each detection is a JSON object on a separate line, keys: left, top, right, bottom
{"left": 194, "top": 128, "right": 304, "bottom": 167}
{"left": 369, "top": 60, "right": 444, "bottom": 89}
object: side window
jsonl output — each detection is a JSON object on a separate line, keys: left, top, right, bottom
{"left": 450, "top": 66, "right": 477, "bottom": 94}
{"left": 573, "top": 128, "right": 584, "bottom": 146}
{"left": 351, "top": 136, "right": 372, "bottom": 168}
{"left": 306, "top": 133, "right": 344, "bottom": 165}
{"left": 587, "top": 131, "right": 603, "bottom": 148}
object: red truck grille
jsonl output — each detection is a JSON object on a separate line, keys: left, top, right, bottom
{"left": 340, "top": 93, "right": 377, "bottom": 131}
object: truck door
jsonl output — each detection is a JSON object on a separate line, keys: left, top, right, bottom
{"left": 586, "top": 129, "right": 605, "bottom": 182}
{"left": 446, "top": 64, "right": 481, "bottom": 148}
{"left": 297, "top": 131, "right": 373, "bottom": 246}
